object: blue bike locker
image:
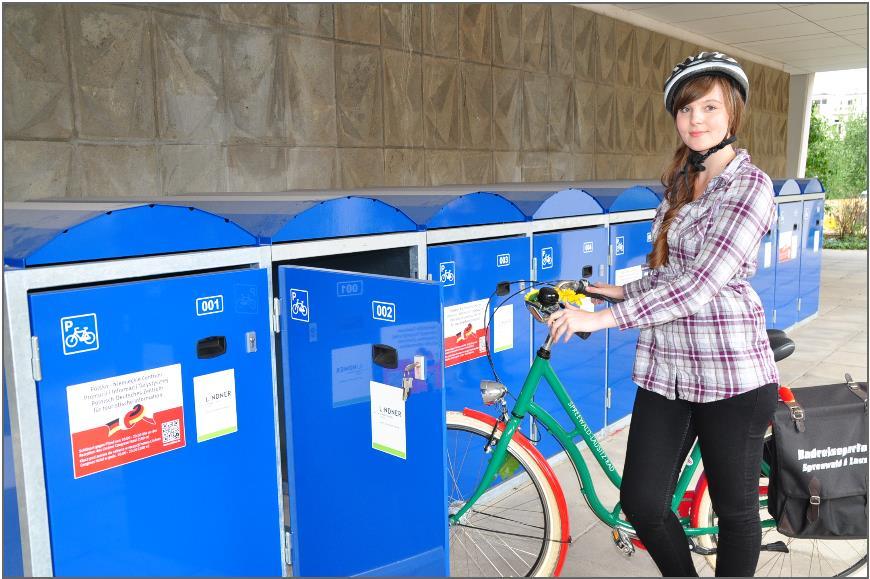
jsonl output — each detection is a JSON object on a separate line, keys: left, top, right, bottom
{"left": 3, "top": 385, "right": 23, "bottom": 577}
{"left": 278, "top": 266, "right": 447, "bottom": 576}
{"left": 797, "top": 179, "right": 826, "bottom": 323}
{"left": 771, "top": 179, "right": 803, "bottom": 329}
{"left": 752, "top": 226, "right": 778, "bottom": 327}
{"left": 589, "top": 186, "right": 659, "bottom": 427}
{"left": 497, "top": 188, "right": 609, "bottom": 458}
{"left": 377, "top": 193, "right": 531, "bottom": 415}
{"left": 3, "top": 203, "right": 283, "bottom": 576}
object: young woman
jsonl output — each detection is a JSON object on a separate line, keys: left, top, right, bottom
{"left": 546, "top": 52, "right": 779, "bottom": 576}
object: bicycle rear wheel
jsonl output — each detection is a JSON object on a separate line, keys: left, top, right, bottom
{"left": 446, "top": 411, "right": 565, "bottom": 577}
{"left": 693, "top": 474, "right": 868, "bottom": 576}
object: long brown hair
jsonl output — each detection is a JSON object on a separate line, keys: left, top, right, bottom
{"left": 648, "top": 75, "right": 746, "bottom": 268}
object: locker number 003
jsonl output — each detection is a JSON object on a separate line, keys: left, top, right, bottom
{"left": 372, "top": 301, "right": 397, "bottom": 322}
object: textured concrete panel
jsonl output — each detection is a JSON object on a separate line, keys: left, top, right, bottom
{"left": 493, "top": 67, "right": 522, "bottom": 151}
{"left": 3, "top": 141, "right": 73, "bottom": 200}
{"left": 461, "top": 151, "right": 493, "bottom": 184}
{"left": 574, "top": 80, "right": 595, "bottom": 153}
{"left": 548, "top": 76, "right": 572, "bottom": 152}
{"left": 654, "top": 104, "right": 675, "bottom": 154}
{"left": 155, "top": 13, "right": 223, "bottom": 142}
{"left": 335, "top": 3, "right": 380, "bottom": 45}
{"left": 336, "top": 43, "right": 383, "bottom": 147}
{"left": 69, "top": 5, "right": 155, "bottom": 138}
{"left": 494, "top": 151, "right": 521, "bottom": 182}
{"left": 287, "top": 147, "right": 337, "bottom": 189}
{"left": 384, "top": 148, "right": 424, "bottom": 186}
{"left": 574, "top": 8, "right": 595, "bottom": 81}
{"left": 614, "top": 20, "right": 636, "bottom": 88}
{"left": 649, "top": 32, "right": 670, "bottom": 92}
{"left": 339, "top": 148, "right": 384, "bottom": 188}
{"left": 225, "top": 26, "right": 283, "bottom": 142}
{"left": 383, "top": 49, "right": 423, "bottom": 147}
{"left": 634, "top": 92, "right": 654, "bottom": 154}
{"left": 425, "top": 149, "right": 461, "bottom": 186}
{"left": 422, "top": 4, "right": 458, "bottom": 58}
{"left": 493, "top": 4, "right": 522, "bottom": 68}
{"left": 287, "top": 4, "right": 333, "bottom": 37}
{"left": 550, "top": 4, "right": 573, "bottom": 77}
{"left": 594, "top": 153, "right": 631, "bottom": 180}
{"left": 550, "top": 152, "right": 573, "bottom": 180}
{"left": 614, "top": 89, "right": 635, "bottom": 153}
{"left": 460, "top": 62, "right": 492, "bottom": 149}
{"left": 79, "top": 144, "right": 159, "bottom": 197}
{"left": 382, "top": 4, "right": 421, "bottom": 52}
{"left": 668, "top": 38, "right": 691, "bottom": 72}
{"left": 634, "top": 28, "right": 651, "bottom": 90}
{"left": 423, "top": 56, "right": 459, "bottom": 148}
{"left": 595, "top": 84, "right": 616, "bottom": 153}
{"left": 152, "top": 4, "right": 221, "bottom": 19}
{"left": 522, "top": 72, "right": 548, "bottom": 151}
{"left": 460, "top": 4, "right": 491, "bottom": 64}
{"left": 521, "top": 152, "right": 549, "bottom": 181}
{"left": 286, "top": 34, "right": 336, "bottom": 146}
{"left": 631, "top": 154, "right": 665, "bottom": 180}
{"left": 573, "top": 153, "right": 594, "bottom": 180}
{"left": 227, "top": 145, "right": 287, "bottom": 192}
{"left": 159, "top": 144, "right": 225, "bottom": 194}
{"left": 594, "top": 14, "right": 616, "bottom": 84}
{"left": 3, "top": 5, "right": 72, "bottom": 139}
{"left": 220, "top": 4, "right": 286, "bottom": 27}
{"left": 523, "top": 5, "right": 549, "bottom": 72}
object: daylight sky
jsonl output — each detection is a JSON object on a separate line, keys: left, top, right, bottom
{"left": 812, "top": 68, "right": 867, "bottom": 97}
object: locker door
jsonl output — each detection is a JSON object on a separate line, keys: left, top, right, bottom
{"left": 773, "top": 202, "right": 803, "bottom": 329}
{"left": 278, "top": 266, "right": 447, "bottom": 576}
{"left": 28, "top": 269, "right": 281, "bottom": 576}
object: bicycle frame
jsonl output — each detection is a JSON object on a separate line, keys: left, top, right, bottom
{"left": 450, "top": 342, "right": 777, "bottom": 537}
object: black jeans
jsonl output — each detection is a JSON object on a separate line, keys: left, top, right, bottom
{"left": 619, "top": 383, "right": 778, "bottom": 577}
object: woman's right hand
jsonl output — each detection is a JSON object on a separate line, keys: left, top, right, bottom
{"left": 586, "top": 282, "right": 625, "bottom": 304}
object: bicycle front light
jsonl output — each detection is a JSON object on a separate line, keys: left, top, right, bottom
{"left": 480, "top": 380, "right": 507, "bottom": 406}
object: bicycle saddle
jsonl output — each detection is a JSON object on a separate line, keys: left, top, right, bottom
{"left": 766, "top": 329, "right": 795, "bottom": 362}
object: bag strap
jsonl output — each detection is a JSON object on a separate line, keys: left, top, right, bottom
{"left": 844, "top": 373, "right": 868, "bottom": 407}
{"left": 778, "top": 386, "right": 806, "bottom": 433}
{"left": 807, "top": 476, "right": 822, "bottom": 523}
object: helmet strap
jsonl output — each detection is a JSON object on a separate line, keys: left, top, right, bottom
{"left": 680, "top": 135, "right": 737, "bottom": 175}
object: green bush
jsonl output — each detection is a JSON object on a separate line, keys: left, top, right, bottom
{"left": 823, "top": 235, "right": 868, "bottom": 250}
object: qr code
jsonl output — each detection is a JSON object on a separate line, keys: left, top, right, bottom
{"left": 161, "top": 419, "right": 181, "bottom": 445}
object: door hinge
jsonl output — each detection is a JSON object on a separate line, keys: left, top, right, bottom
{"left": 283, "top": 530, "right": 292, "bottom": 566}
{"left": 772, "top": 310, "right": 777, "bottom": 324}
{"left": 608, "top": 245, "right": 613, "bottom": 266}
{"left": 272, "top": 298, "right": 281, "bottom": 334}
{"left": 797, "top": 298, "right": 802, "bottom": 312}
{"left": 532, "top": 257, "right": 537, "bottom": 272}
{"left": 31, "top": 336, "right": 42, "bottom": 381}
{"left": 605, "top": 387, "right": 612, "bottom": 409}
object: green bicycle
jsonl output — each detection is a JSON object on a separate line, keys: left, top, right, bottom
{"left": 446, "top": 280, "right": 868, "bottom": 577}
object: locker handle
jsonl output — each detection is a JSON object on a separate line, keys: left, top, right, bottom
{"left": 581, "top": 265, "right": 593, "bottom": 278}
{"left": 793, "top": 224, "right": 798, "bottom": 230}
{"left": 372, "top": 344, "right": 398, "bottom": 369}
{"left": 197, "top": 336, "right": 227, "bottom": 359}
{"left": 815, "top": 219, "right": 820, "bottom": 226}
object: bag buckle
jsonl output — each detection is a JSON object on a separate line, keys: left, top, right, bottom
{"left": 790, "top": 407, "right": 804, "bottom": 420}
{"left": 809, "top": 495, "right": 821, "bottom": 506}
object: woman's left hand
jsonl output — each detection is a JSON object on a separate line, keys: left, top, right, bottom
{"left": 547, "top": 303, "right": 602, "bottom": 343}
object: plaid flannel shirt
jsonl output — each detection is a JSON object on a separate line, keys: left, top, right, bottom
{"left": 610, "top": 149, "right": 780, "bottom": 402}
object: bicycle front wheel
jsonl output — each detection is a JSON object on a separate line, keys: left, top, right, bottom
{"left": 447, "top": 411, "right": 565, "bottom": 577}
{"left": 693, "top": 474, "right": 868, "bottom": 576}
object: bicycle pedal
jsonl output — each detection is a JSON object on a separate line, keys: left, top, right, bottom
{"left": 611, "top": 529, "right": 635, "bottom": 556}
{"left": 688, "top": 539, "right": 716, "bottom": 556}
{"left": 761, "top": 540, "right": 789, "bottom": 553}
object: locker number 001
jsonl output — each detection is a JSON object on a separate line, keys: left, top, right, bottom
{"left": 196, "top": 295, "right": 225, "bottom": 316}
{"left": 372, "top": 301, "right": 396, "bottom": 322}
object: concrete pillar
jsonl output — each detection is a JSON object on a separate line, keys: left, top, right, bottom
{"left": 787, "top": 73, "right": 815, "bottom": 178}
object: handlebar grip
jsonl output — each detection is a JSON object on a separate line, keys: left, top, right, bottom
{"left": 583, "top": 290, "right": 624, "bottom": 305}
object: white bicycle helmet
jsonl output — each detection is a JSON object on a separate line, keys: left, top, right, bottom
{"left": 663, "top": 51, "right": 749, "bottom": 116}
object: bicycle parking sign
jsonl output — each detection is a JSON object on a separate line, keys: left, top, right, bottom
{"left": 289, "top": 289, "right": 310, "bottom": 323}
{"left": 61, "top": 313, "right": 99, "bottom": 356}
{"left": 439, "top": 261, "right": 456, "bottom": 287}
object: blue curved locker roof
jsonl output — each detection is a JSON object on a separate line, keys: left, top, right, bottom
{"left": 795, "top": 178, "right": 825, "bottom": 194}
{"left": 159, "top": 196, "right": 420, "bottom": 243}
{"left": 488, "top": 188, "right": 604, "bottom": 219}
{"left": 772, "top": 179, "right": 801, "bottom": 196}
{"left": 364, "top": 192, "right": 527, "bottom": 229}
{"left": 3, "top": 202, "right": 257, "bottom": 268}
{"left": 582, "top": 185, "right": 660, "bottom": 213}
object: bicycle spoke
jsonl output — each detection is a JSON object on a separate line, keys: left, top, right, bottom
{"left": 479, "top": 527, "right": 522, "bottom": 576}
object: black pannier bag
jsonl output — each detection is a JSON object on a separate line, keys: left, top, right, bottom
{"left": 766, "top": 377, "right": 868, "bottom": 538}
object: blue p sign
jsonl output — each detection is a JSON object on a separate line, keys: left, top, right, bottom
{"left": 60, "top": 313, "right": 99, "bottom": 356}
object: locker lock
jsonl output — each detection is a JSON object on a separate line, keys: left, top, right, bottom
{"left": 402, "top": 362, "right": 420, "bottom": 401}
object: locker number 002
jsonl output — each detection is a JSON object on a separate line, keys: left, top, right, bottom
{"left": 372, "top": 301, "right": 397, "bottom": 322}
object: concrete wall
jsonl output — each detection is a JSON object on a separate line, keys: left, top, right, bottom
{"left": 3, "top": 3, "right": 790, "bottom": 200}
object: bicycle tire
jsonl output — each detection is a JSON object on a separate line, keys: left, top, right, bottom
{"left": 692, "top": 471, "right": 868, "bottom": 576}
{"left": 447, "top": 411, "right": 566, "bottom": 577}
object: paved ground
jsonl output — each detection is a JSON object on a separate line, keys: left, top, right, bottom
{"left": 556, "top": 249, "right": 868, "bottom": 577}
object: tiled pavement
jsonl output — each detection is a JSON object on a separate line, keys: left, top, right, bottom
{"left": 555, "top": 249, "right": 868, "bottom": 577}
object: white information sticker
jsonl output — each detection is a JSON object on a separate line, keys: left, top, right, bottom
{"left": 778, "top": 230, "right": 792, "bottom": 262}
{"left": 443, "top": 298, "right": 489, "bottom": 367}
{"left": 492, "top": 304, "right": 514, "bottom": 353}
{"left": 614, "top": 265, "right": 643, "bottom": 287}
{"left": 790, "top": 233, "right": 799, "bottom": 260}
{"left": 813, "top": 231, "right": 820, "bottom": 253}
{"left": 193, "top": 369, "right": 238, "bottom": 442}
{"left": 370, "top": 381, "right": 406, "bottom": 459}
{"left": 763, "top": 242, "right": 772, "bottom": 268}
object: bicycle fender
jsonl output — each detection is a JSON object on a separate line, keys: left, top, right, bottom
{"left": 462, "top": 408, "right": 571, "bottom": 577}
{"left": 690, "top": 473, "right": 708, "bottom": 529}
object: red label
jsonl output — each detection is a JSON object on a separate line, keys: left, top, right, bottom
{"left": 70, "top": 406, "right": 185, "bottom": 478}
{"left": 444, "top": 327, "right": 488, "bottom": 368}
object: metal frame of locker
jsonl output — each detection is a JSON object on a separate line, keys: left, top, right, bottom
{"left": 795, "top": 178, "right": 826, "bottom": 325}
{"left": 3, "top": 202, "right": 284, "bottom": 577}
